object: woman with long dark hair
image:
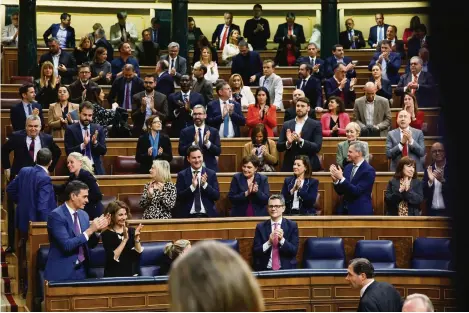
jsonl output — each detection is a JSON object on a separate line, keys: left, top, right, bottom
{"left": 246, "top": 87, "right": 277, "bottom": 137}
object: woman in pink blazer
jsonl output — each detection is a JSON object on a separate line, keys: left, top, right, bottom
{"left": 320, "top": 96, "right": 350, "bottom": 137}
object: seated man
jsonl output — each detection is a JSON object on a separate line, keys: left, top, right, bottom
{"left": 43, "top": 13, "right": 75, "bottom": 48}
{"left": 175, "top": 145, "right": 220, "bottom": 218}
{"left": 295, "top": 42, "right": 324, "bottom": 81}
{"left": 108, "top": 64, "right": 145, "bottom": 110}
{"left": 252, "top": 194, "right": 299, "bottom": 271}
{"left": 339, "top": 18, "right": 366, "bottom": 49}
{"left": 330, "top": 141, "right": 375, "bottom": 215}
{"left": 259, "top": 59, "right": 284, "bottom": 109}
{"left": 296, "top": 63, "right": 322, "bottom": 110}
{"left": 44, "top": 181, "right": 110, "bottom": 281}
{"left": 207, "top": 81, "right": 246, "bottom": 138}
{"left": 386, "top": 110, "right": 425, "bottom": 172}
{"left": 422, "top": 142, "right": 448, "bottom": 217}
{"left": 324, "top": 63, "right": 357, "bottom": 109}
{"left": 368, "top": 39, "right": 401, "bottom": 84}
{"left": 324, "top": 44, "right": 357, "bottom": 79}
{"left": 10, "top": 83, "right": 44, "bottom": 131}
{"left": 38, "top": 37, "right": 76, "bottom": 84}
{"left": 160, "top": 42, "right": 188, "bottom": 86}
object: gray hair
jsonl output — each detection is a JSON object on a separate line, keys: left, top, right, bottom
{"left": 193, "top": 104, "right": 206, "bottom": 114}
{"left": 308, "top": 42, "right": 318, "bottom": 49}
{"left": 268, "top": 194, "right": 285, "bottom": 206}
{"left": 168, "top": 42, "right": 180, "bottom": 50}
{"left": 25, "top": 115, "right": 42, "bottom": 127}
{"left": 403, "top": 293, "right": 434, "bottom": 312}
{"left": 410, "top": 56, "right": 423, "bottom": 65}
{"left": 350, "top": 141, "right": 367, "bottom": 157}
{"left": 48, "top": 37, "right": 60, "bottom": 44}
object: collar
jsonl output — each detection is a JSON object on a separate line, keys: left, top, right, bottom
{"left": 270, "top": 218, "right": 283, "bottom": 226}
{"left": 412, "top": 71, "right": 421, "bottom": 78}
{"left": 59, "top": 25, "right": 67, "bottom": 30}
{"left": 220, "top": 99, "right": 230, "bottom": 104}
{"left": 254, "top": 17, "right": 261, "bottom": 21}
{"left": 309, "top": 56, "right": 316, "bottom": 61}
{"left": 304, "top": 75, "right": 311, "bottom": 81}
{"left": 353, "top": 158, "right": 365, "bottom": 168}
{"left": 145, "top": 90, "right": 154, "bottom": 97}
{"left": 65, "top": 202, "right": 78, "bottom": 216}
{"left": 22, "top": 101, "right": 32, "bottom": 107}
{"left": 158, "top": 71, "right": 165, "bottom": 77}
{"left": 334, "top": 56, "right": 343, "bottom": 62}
{"left": 191, "top": 166, "right": 203, "bottom": 173}
{"left": 195, "top": 123, "right": 205, "bottom": 130}
{"left": 170, "top": 56, "right": 178, "bottom": 62}
{"left": 400, "top": 126, "right": 411, "bottom": 132}
{"left": 295, "top": 116, "right": 308, "bottom": 124}
{"left": 38, "top": 164, "right": 49, "bottom": 174}
{"left": 360, "top": 280, "right": 375, "bottom": 297}
{"left": 181, "top": 90, "right": 191, "bottom": 97}
{"left": 435, "top": 160, "right": 446, "bottom": 170}
{"left": 79, "top": 122, "right": 90, "bottom": 130}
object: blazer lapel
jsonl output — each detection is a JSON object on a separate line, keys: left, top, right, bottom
{"left": 373, "top": 100, "right": 381, "bottom": 125}
{"left": 24, "top": 135, "right": 33, "bottom": 161}
{"left": 61, "top": 204, "right": 78, "bottom": 237}
{"left": 240, "top": 174, "right": 248, "bottom": 192}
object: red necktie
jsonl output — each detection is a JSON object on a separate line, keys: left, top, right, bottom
{"left": 29, "top": 137, "right": 35, "bottom": 160}
{"left": 411, "top": 75, "right": 418, "bottom": 95}
{"left": 402, "top": 133, "right": 408, "bottom": 156}
{"left": 271, "top": 223, "right": 280, "bottom": 270}
{"left": 220, "top": 26, "right": 229, "bottom": 50}
{"left": 288, "top": 25, "right": 293, "bottom": 36}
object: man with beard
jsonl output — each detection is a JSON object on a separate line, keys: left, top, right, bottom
{"left": 107, "top": 64, "right": 145, "bottom": 110}
{"left": 178, "top": 105, "right": 221, "bottom": 172}
{"left": 69, "top": 63, "right": 99, "bottom": 104}
{"left": 38, "top": 37, "right": 77, "bottom": 84}
{"left": 296, "top": 63, "right": 322, "bottom": 110}
{"left": 111, "top": 42, "right": 140, "bottom": 80}
{"left": 284, "top": 89, "right": 316, "bottom": 122}
{"left": 43, "top": 13, "right": 76, "bottom": 48}
{"left": 324, "top": 63, "right": 357, "bottom": 109}
{"left": 64, "top": 102, "right": 107, "bottom": 174}
{"left": 192, "top": 63, "right": 213, "bottom": 105}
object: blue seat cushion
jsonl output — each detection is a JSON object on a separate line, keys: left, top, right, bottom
{"left": 139, "top": 242, "right": 171, "bottom": 276}
{"left": 354, "top": 240, "right": 396, "bottom": 268}
{"left": 304, "top": 259, "right": 345, "bottom": 269}
{"left": 412, "top": 238, "right": 451, "bottom": 270}
{"left": 36, "top": 246, "right": 50, "bottom": 303}
{"left": 302, "top": 238, "right": 345, "bottom": 269}
{"left": 216, "top": 239, "right": 239, "bottom": 253}
{"left": 88, "top": 243, "right": 106, "bottom": 278}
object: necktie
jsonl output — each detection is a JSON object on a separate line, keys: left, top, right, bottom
{"left": 220, "top": 26, "right": 229, "bottom": 50}
{"left": 223, "top": 102, "right": 229, "bottom": 138}
{"left": 73, "top": 212, "right": 85, "bottom": 263}
{"left": 263, "top": 78, "right": 268, "bottom": 87}
{"left": 350, "top": 31, "right": 356, "bottom": 49}
{"left": 402, "top": 135, "right": 408, "bottom": 156}
{"left": 124, "top": 82, "right": 131, "bottom": 110}
{"left": 288, "top": 25, "right": 293, "bottom": 36}
{"left": 378, "top": 27, "right": 382, "bottom": 42}
{"left": 301, "top": 79, "right": 307, "bottom": 90}
{"left": 198, "top": 128, "right": 204, "bottom": 148}
{"left": 350, "top": 165, "right": 358, "bottom": 180}
{"left": 183, "top": 93, "right": 188, "bottom": 103}
{"left": 153, "top": 29, "right": 158, "bottom": 43}
{"left": 29, "top": 137, "right": 35, "bottom": 160}
{"left": 411, "top": 75, "right": 418, "bottom": 95}
{"left": 271, "top": 223, "right": 280, "bottom": 270}
{"left": 28, "top": 104, "right": 32, "bottom": 115}
{"left": 83, "top": 127, "right": 92, "bottom": 159}
{"left": 193, "top": 170, "right": 202, "bottom": 213}
{"left": 310, "top": 57, "right": 315, "bottom": 66}
{"left": 170, "top": 59, "right": 175, "bottom": 70}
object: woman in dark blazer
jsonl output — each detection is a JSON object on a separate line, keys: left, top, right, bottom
{"left": 385, "top": 156, "right": 424, "bottom": 216}
{"left": 369, "top": 64, "right": 393, "bottom": 100}
{"left": 135, "top": 114, "right": 172, "bottom": 174}
{"left": 228, "top": 155, "right": 270, "bottom": 217}
{"left": 281, "top": 155, "right": 319, "bottom": 215}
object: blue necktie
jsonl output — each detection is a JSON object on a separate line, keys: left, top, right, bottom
{"left": 124, "top": 82, "right": 131, "bottom": 110}
{"left": 350, "top": 31, "right": 356, "bottom": 49}
{"left": 223, "top": 102, "right": 229, "bottom": 138}
{"left": 198, "top": 127, "right": 204, "bottom": 148}
{"left": 153, "top": 30, "right": 158, "bottom": 43}
{"left": 28, "top": 104, "right": 32, "bottom": 115}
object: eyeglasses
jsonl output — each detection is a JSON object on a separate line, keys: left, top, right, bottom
{"left": 193, "top": 112, "right": 204, "bottom": 116}
{"left": 152, "top": 120, "right": 162, "bottom": 124}
{"left": 268, "top": 205, "right": 284, "bottom": 209}
{"left": 410, "top": 62, "right": 419, "bottom": 65}
{"left": 431, "top": 150, "right": 444, "bottom": 154}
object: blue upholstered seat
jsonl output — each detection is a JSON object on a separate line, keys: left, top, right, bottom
{"left": 302, "top": 238, "right": 346, "bottom": 269}
{"left": 88, "top": 243, "right": 106, "bottom": 278}
{"left": 354, "top": 240, "right": 396, "bottom": 268}
{"left": 216, "top": 239, "right": 240, "bottom": 253}
{"left": 411, "top": 238, "right": 451, "bottom": 270}
{"left": 139, "top": 241, "right": 171, "bottom": 276}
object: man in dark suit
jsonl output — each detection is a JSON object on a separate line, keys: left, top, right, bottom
{"left": 206, "top": 81, "right": 246, "bottom": 138}
{"left": 284, "top": 89, "right": 316, "bottom": 122}
{"left": 376, "top": 25, "right": 405, "bottom": 59}
{"left": 10, "top": 83, "right": 44, "bottom": 131}
{"left": 93, "top": 28, "right": 114, "bottom": 63}
{"left": 44, "top": 181, "right": 110, "bottom": 281}
{"left": 273, "top": 12, "right": 306, "bottom": 48}
{"left": 396, "top": 56, "right": 436, "bottom": 108}
{"left": 252, "top": 194, "right": 299, "bottom": 271}
{"left": 331, "top": 141, "right": 376, "bottom": 215}
{"left": 64, "top": 102, "right": 107, "bottom": 175}
{"left": 368, "top": 13, "right": 390, "bottom": 48}
{"left": 131, "top": 74, "right": 168, "bottom": 137}
{"left": 43, "top": 13, "right": 75, "bottom": 48}
{"left": 277, "top": 97, "right": 322, "bottom": 172}
{"left": 211, "top": 12, "right": 241, "bottom": 50}
{"left": 296, "top": 42, "right": 325, "bottom": 81}
{"left": 111, "top": 42, "right": 140, "bottom": 79}
{"left": 168, "top": 75, "right": 204, "bottom": 138}
{"left": 107, "top": 64, "right": 145, "bottom": 110}
{"left": 179, "top": 105, "right": 221, "bottom": 172}
{"left": 231, "top": 40, "right": 263, "bottom": 86}
{"left": 155, "top": 60, "right": 175, "bottom": 96}
{"left": 69, "top": 63, "right": 99, "bottom": 104}
{"left": 346, "top": 258, "right": 402, "bottom": 311}
{"left": 407, "top": 24, "right": 430, "bottom": 59}
{"left": 38, "top": 37, "right": 77, "bottom": 84}
{"left": 175, "top": 145, "right": 220, "bottom": 218}
{"left": 296, "top": 63, "right": 323, "bottom": 109}
{"left": 423, "top": 142, "right": 449, "bottom": 217}
{"left": 325, "top": 63, "right": 357, "bottom": 109}
{"left": 243, "top": 4, "right": 271, "bottom": 50}
{"left": 324, "top": 44, "right": 357, "bottom": 79}
{"left": 135, "top": 29, "right": 160, "bottom": 66}
{"left": 192, "top": 63, "right": 214, "bottom": 105}
{"left": 160, "top": 42, "right": 187, "bottom": 85}
{"left": 339, "top": 18, "right": 366, "bottom": 49}
{"left": 149, "top": 17, "right": 170, "bottom": 50}
{"left": 368, "top": 40, "right": 401, "bottom": 84}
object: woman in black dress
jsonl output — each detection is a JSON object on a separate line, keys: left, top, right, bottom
{"left": 159, "top": 239, "right": 191, "bottom": 275}
{"left": 101, "top": 201, "right": 144, "bottom": 277}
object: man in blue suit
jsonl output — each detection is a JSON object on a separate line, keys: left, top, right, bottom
{"left": 179, "top": 105, "right": 221, "bottom": 171}
{"left": 296, "top": 43, "right": 325, "bottom": 81}
{"left": 155, "top": 59, "right": 175, "bottom": 96}
{"left": 206, "top": 81, "right": 246, "bottom": 138}
{"left": 324, "top": 63, "right": 357, "bottom": 109}
{"left": 331, "top": 141, "right": 376, "bottom": 215}
{"left": 110, "top": 42, "right": 140, "bottom": 79}
{"left": 44, "top": 181, "right": 110, "bottom": 281}
{"left": 368, "top": 40, "right": 401, "bottom": 84}
{"left": 64, "top": 102, "right": 107, "bottom": 175}
{"left": 43, "top": 13, "right": 75, "bottom": 48}
{"left": 367, "top": 13, "right": 389, "bottom": 48}
{"left": 252, "top": 194, "right": 299, "bottom": 271}
{"left": 211, "top": 12, "right": 241, "bottom": 50}
{"left": 107, "top": 64, "right": 145, "bottom": 110}
{"left": 422, "top": 142, "right": 449, "bottom": 217}
{"left": 175, "top": 145, "right": 220, "bottom": 218}
{"left": 10, "top": 83, "right": 44, "bottom": 131}
{"left": 231, "top": 40, "right": 263, "bottom": 86}
{"left": 296, "top": 63, "right": 323, "bottom": 109}
{"left": 324, "top": 44, "right": 357, "bottom": 79}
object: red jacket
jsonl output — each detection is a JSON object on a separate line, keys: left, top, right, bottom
{"left": 320, "top": 112, "right": 350, "bottom": 137}
{"left": 246, "top": 104, "right": 277, "bottom": 137}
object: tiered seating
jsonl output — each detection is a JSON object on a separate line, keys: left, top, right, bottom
{"left": 354, "top": 240, "right": 396, "bottom": 269}
{"left": 411, "top": 238, "right": 452, "bottom": 270}
{"left": 302, "top": 238, "right": 345, "bottom": 269}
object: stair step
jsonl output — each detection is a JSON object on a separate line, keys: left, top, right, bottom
{"left": 0, "top": 219, "right": 5, "bottom": 230}
{"left": 1, "top": 232, "right": 7, "bottom": 246}
{"left": 1, "top": 264, "right": 17, "bottom": 278}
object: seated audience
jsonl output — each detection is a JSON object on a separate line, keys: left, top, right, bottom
{"left": 284, "top": 89, "right": 315, "bottom": 122}
{"left": 169, "top": 240, "right": 264, "bottom": 311}
{"left": 90, "top": 47, "right": 112, "bottom": 85}
{"left": 43, "top": 13, "right": 75, "bottom": 48}
{"left": 135, "top": 29, "right": 160, "bottom": 66}
{"left": 229, "top": 73, "right": 255, "bottom": 109}
{"left": 324, "top": 44, "right": 357, "bottom": 79}
{"left": 368, "top": 39, "right": 402, "bottom": 84}
{"left": 222, "top": 29, "right": 252, "bottom": 66}
{"left": 243, "top": 124, "right": 279, "bottom": 172}
{"left": 274, "top": 36, "right": 300, "bottom": 66}
{"left": 246, "top": 87, "right": 277, "bottom": 137}
{"left": 407, "top": 23, "right": 430, "bottom": 59}
{"left": 243, "top": 4, "right": 271, "bottom": 50}
{"left": 252, "top": 194, "right": 299, "bottom": 270}
{"left": 369, "top": 63, "right": 392, "bottom": 100}
{"left": 111, "top": 42, "right": 140, "bottom": 79}
{"left": 136, "top": 115, "right": 172, "bottom": 174}
{"left": 101, "top": 201, "right": 144, "bottom": 277}
{"left": 331, "top": 141, "right": 375, "bottom": 215}
{"left": 339, "top": 18, "right": 366, "bottom": 49}
{"left": 89, "top": 86, "right": 122, "bottom": 129}
{"left": 192, "top": 63, "right": 214, "bottom": 105}
{"left": 273, "top": 12, "right": 305, "bottom": 48}
{"left": 324, "top": 63, "right": 357, "bottom": 109}
{"left": 229, "top": 155, "right": 270, "bottom": 217}
{"left": 259, "top": 59, "right": 284, "bottom": 109}
{"left": 296, "top": 43, "right": 324, "bottom": 81}
{"left": 402, "top": 293, "right": 434, "bottom": 312}
{"left": 175, "top": 145, "right": 220, "bottom": 218}
{"left": 155, "top": 60, "right": 175, "bottom": 96}
{"left": 11, "top": 83, "right": 44, "bottom": 131}
{"left": 194, "top": 46, "right": 219, "bottom": 84}
{"left": 69, "top": 63, "right": 99, "bottom": 104}
{"left": 108, "top": 64, "right": 145, "bottom": 110}
{"left": 73, "top": 36, "right": 93, "bottom": 66}
{"left": 422, "top": 142, "right": 449, "bottom": 217}
{"left": 93, "top": 27, "right": 114, "bottom": 63}
{"left": 48, "top": 86, "right": 79, "bottom": 138}
{"left": 140, "top": 160, "right": 177, "bottom": 219}
{"left": 336, "top": 122, "right": 370, "bottom": 168}
{"left": 321, "top": 96, "right": 350, "bottom": 137}
{"left": 160, "top": 42, "right": 188, "bottom": 85}
{"left": 187, "top": 17, "right": 203, "bottom": 51}
{"left": 35, "top": 61, "right": 59, "bottom": 109}
{"left": 192, "top": 35, "right": 218, "bottom": 66}
{"left": 396, "top": 92, "right": 425, "bottom": 130}
{"left": 39, "top": 37, "right": 76, "bottom": 85}
{"left": 386, "top": 110, "right": 425, "bottom": 172}
{"left": 281, "top": 155, "right": 319, "bottom": 215}
{"left": 109, "top": 11, "right": 138, "bottom": 49}
{"left": 160, "top": 239, "right": 192, "bottom": 275}
{"left": 402, "top": 16, "right": 421, "bottom": 47}
{"left": 231, "top": 40, "right": 263, "bottom": 86}
{"left": 297, "top": 63, "right": 323, "bottom": 110}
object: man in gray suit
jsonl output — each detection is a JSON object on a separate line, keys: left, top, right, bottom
{"left": 386, "top": 110, "right": 425, "bottom": 172}
{"left": 353, "top": 82, "right": 391, "bottom": 137}
{"left": 259, "top": 59, "right": 284, "bottom": 109}
{"left": 160, "top": 42, "right": 188, "bottom": 86}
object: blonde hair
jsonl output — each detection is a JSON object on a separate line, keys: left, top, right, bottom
{"left": 152, "top": 160, "right": 171, "bottom": 183}
{"left": 199, "top": 46, "right": 212, "bottom": 64}
{"left": 39, "top": 61, "right": 57, "bottom": 89}
{"left": 164, "top": 239, "right": 191, "bottom": 260}
{"left": 346, "top": 121, "right": 361, "bottom": 137}
{"left": 77, "top": 35, "right": 91, "bottom": 51}
{"left": 68, "top": 152, "right": 95, "bottom": 176}
{"left": 169, "top": 240, "right": 264, "bottom": 312}
{"left": 228, "top": 74, "right": 245, "bottom": 90}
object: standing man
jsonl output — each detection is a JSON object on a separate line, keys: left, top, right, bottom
{"left": 368, "top": 40, "right": 402, "bottom": 84}
{"left": 243, "top": 4, "right": 271, "bottom": 50}
{"left": 339, "top": 18, "right": 366, "bottom": 49}
{"left": 324, "top": 63, "right": 357, "bottom": 109}
{"left": 231, "top": 40, "right": 263, "bottom": 86}
{"left": 38, "top": 37, "right": 77, "bottom": 84}
{"left": 192, "top": 63, "right": 214, "bottom": 105}
{"left": 108, "top": 64, "right": 145, "bottom": 110}
{"left": 252, "top": 194, "right": 299, "bottom": 271}
{"left": 69, "top": 63, "right": 99, "bottom": 104}
{"left": 135, "top": 29, "right": 161, "bottom": 66}
{"left": 296, "top": 43, "right": 325, "bottom": 81}
{"left": 160, "top": 42, "right": 188, "bottom": 86}
{"left": 155, "top": 60, "right": 175, "bottom": 96}
{"left": 43, "top": 13, "right": 75, "bottom": 48}
{"left": 149, "top": 17, "right": 170, "bottom": 50}
{"left": 211, "top": 12, "right": 241, "bottom": 50}
{"left": 259, "top": 59, "right": 284, "bottom": 109}
{"left": 296, "top": 63, "right": 323, "bottom": 110}
{"left": 422, "top": 142, "right": 448, "bottom": 217}
{"left": 1, "top": 11, "right": 19, "bottom": 47}
{"left": 10, "top": 83, "right": 44, "bottom": 131}
{"left": 111, "top": 42, "right": 140, "bottom": 79}
{"left": 324, "top": 44, "right": 357, "bottom": 79}
{"left": 368, "top": 13, "right": 390, "bottom": 48}
{"left": 273, "top": 12, "right": 306, "bottom": 49}
{"left": 109, "top": 11, "right": 138, "bottom": 49}
{"left": 376, "top": 25, "right": 405, "bottom": 58}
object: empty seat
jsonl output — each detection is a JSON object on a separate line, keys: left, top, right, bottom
{"left": 140, "top": 241, "right": 171, "bottom": 276}
{"left": 113, "top": 156, "right": 139, "bottom": 175}
{"left": 281, "top": 77, "right": 294, "bottom": 86}
{"left": 354, "top": 240, "right": 396, "bottom": 269}
{"left": 217, "top": 239, "right": 240, "bottom": 253}
{"left": 411, "top": 238, "right": 451, "bottom": 270}
{"left": 88, "top": 243, "right": 106, "bottom": 278}
{"left": 10, "top": 76, "right": 34, "bottom": 84}
{"left": 302, "top": 238, "right": 345, "bottom": 269}
{"left": 170, "top": 156, "right": 185, "bottom": 173}
{"left": 101, "top": 195, "right": 117, "bottom": 209}
{"left": 121, "top": 194, "right": 143, "bottom": 218}
{"left": 1, "top": 98, "right": 21, "bottom": 109}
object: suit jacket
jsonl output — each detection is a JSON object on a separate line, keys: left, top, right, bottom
{"left": 386, "top": 127, "right": 425, "bottom": 172}
{"left": 48, "top": 102, "right": 80, "bottom": 138}
{"left": 10, "top": 102, "right": 44, "bottom": 131}
{"left": 368, "top": 24, "right": 390, "bottom": 47}
{"left": 377, "top": 39, "right": 406, "bottom": 59}
{"left": 252, "top": 218, "right": 299, "bottom": 271}
{"left": 110, "top": 57, "right": 140, "bottom": 79}
{"left": 358, "top": 281, "right": 403, "bottom": 312}
{"left": 156, "top": 71, "right": 175, "bottom": 97}
{"left": 135, "top": 42, "right": 160, "bottom": 66}
{"left": 296, "top": 75, "right": 323, "bottom": 108}
{"left": 94, "top": 37, "right": 114, "bottom": 63}
{"left": 109, "top": 22, "right": 138, "bottom": 49}
{"left": 228, "top": 173, "right": 270, "bottom": 217}
{"left": 131, "top": 90, "right": 168, "bottom": 137}
{"left": 44, "top": 204, "right": 100, "bottom": 281}
{"left": 243, "top": 18, "right": 271, "bottom": 50}
{"left": 135, "top": 132, "right": 172, "bottom": 174}
{"left": 160, "top": 55, "right": 188, "bottom": 83}
{"left": 192, "top": 78, "right": 214, "bottom": 105}
{"left": 69, "top": 80, "right": 99, "bottom": 104}
{"left": 320, "top": 113, "right": 350, "bottom": 137}
{"left": 259, "top": 74, "right": 284, "bottom": 109}
{"left": 324, "top": 56, "right": 356, "bottom": 79}
{"left": 206, "top": 99, "right": 246, "bottom": 137}
{"left": 274, "top": 47, "right": 301, "bottom": 66}
{"left": 395, "top": 71, "right": 437, "bottom": 108}
{"left": 178, "top": 125, "right": 221, "bottom": 172}
{"left": 407, "top": 35, "right": 431, "bottom": 59}
{"left": 38, "top": 50, "right": 77, "bottom": 84}
{"left": 277, "top": 118, "right": 323, "bottom": 172}
{"left": 422, "top": 162, "right": 450, "bottom": 211}
{"left": 324, "top": 77, "right": 357, "bottom": 109}
{"left": 295, "top": 56, "right": 325, "bottom": 81}
{"left": 6, "top": 165, "right": 56, "bottom": 233}
{"left": 148, "top": 27, "right": 171, "bottom": 50}
{"left": 334, "top": 160, "right": 376, "bottom": 215}
{"left": 281, "top": 177, "right": 319, "bottom": 215}
{"left": 336, "top": 140, "right": 370, "bottom": 168}
{"left": 353, "top": 95, "right": 392, "bottom": 137}
{"left": 243, "top": 140, "right": 279, "bottom": 167}
{"left": 246, "top": 104, "right": 277, "bottom": 137}
{"left": 43, "top": 24, "right": 75, "bottom": 48}
{"left": 284, "top": 106, "right": 316, "bottom": 122}
{"left": 274, "top": 23, "right": 306, "bottom": 47}
{"left": 167, "top": 91, "right": 204, "bottom": 138}
{"left": 385, "top": 177, "right": 423, "bottom": 216}
{"left": 369, "top": 77, "right": 393, "bottom": 100}
{"left": 231, "top": 51, "right": 263, "bottom": 86}
{"left": 211, "top": 23, "right": 241, "bottom": 50}
{"left": 64, "top": 123, "right": 107, "bottom": 175}
{"left": 2, "top": 130, "right": 61, "bottom": 178}
{"left": 368, "top": 52, "right": 402, "bottom": 84}
{"left": 107, "top": 76, "right": 145, "bottom": 109}
{"left": 339, "top": 29, "right": 366, "bottom": 49}
{"left": 175, "top": 167, "right": 220, "bottom": 218}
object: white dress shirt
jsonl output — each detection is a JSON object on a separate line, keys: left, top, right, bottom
{"left": 381, "top": 57, "right": 388, "bottom": 80}
{"left": 26, "top": 136, "right": 42, "bottom": 161}
{"left": 286, "top": 117, "right": 307, "bottom": 149}
{"left": 65, "top": 202, "right": 89, "bottom": 241}
{"left": 194, "top": 61, "right": 219, "bottom": 84}
{"left": 22, "top": 101, "right": 33, "bottom": 117}
{"left": 79, "top": 122, "right": 95, "bottom": 165}
{"left": 260, "top": 73, "right": 284, "bottom": 109}
{"left": 192, "top": 124, "right": 212, "bottom": 151}
{"left": 189, "top": 167, "right": 208, "bottom": 214}
{"left": 398, "top": 126, "right": 414, "bottom": 151}
{"left": 218, "top": 100, "right": 235, "bottom": 138}
{"left": 404, "top": 71, "right": 421, "bottom": 93}
{"left": 173, "top": 91, "right": 191, "bottom": 118}
{"left": 429, "top": 162, "right": 446, "bottom": 210}
{"left": 52, "top": 50, "right": 61, "bottom": 77}
{"left": 1, "top": 24, "right": 18, "bottom": 46}
{"left": 262, "top": 218, "right": 286, "bottom": 269}
{"left": 56, "top": 26, "right": 68, "bottom": 48}
{"left": 365, "top": 100, "right": 375, "bottom": 126}
{"left": 360, "top": 279, "right": 375, "bottom": 297}
{"left": 292, "top": 179, "right": 305, "bottom": 209}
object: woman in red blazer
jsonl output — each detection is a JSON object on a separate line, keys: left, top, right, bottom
{"left": 395, "top": 92, "right": 425, "bottom": 130}
{"left": 320, "top": 96, "right": 350, "bottom": 137}
{"left": 246, "top": 87, "right": 277, "bottom": 137}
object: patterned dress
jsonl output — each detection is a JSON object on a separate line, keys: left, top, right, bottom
{"left": 140, "top": 182, "right": 177, "bottom": 219}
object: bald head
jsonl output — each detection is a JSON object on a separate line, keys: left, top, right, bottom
{"left": 292, "top": 89, "right": 305, "bottom": 104}
{"left": 364, "top": 82, "right": 377, "bottom": 102}
{"left": 402, "top": 294, "right": 434, "bottom": 312}
{"left": 397, "top": 109, "right": 411, "bottom": 129}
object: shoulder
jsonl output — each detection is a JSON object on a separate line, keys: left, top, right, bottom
{"left": 337, "top": 140, "right": 347, "bottom": 148}
{"left": 177, "top": 167, "right": 190, "bottom": 177}
{"left": 283, "top": 119, "right": 295, "bottom": 127}
{"left": 204, "top": 167, "right": 217, "bottom": 177}
{"left": 256, "top": 219, "right": 269, "bottom": 230}
{"left": 375, "top": 95, "right": 389, "bottom": 104}
{"left": 307, "top": 177, "right": 319, "bottom": 185}
{"left": 285, "top": 218, "right": 298, "bottom": 228}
